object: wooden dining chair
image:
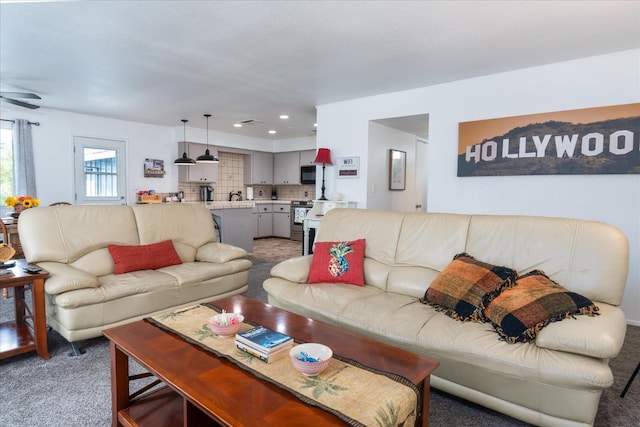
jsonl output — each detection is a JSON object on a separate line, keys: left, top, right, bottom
{"left": 1, "top": 221, "right": 10, "bottom": 299}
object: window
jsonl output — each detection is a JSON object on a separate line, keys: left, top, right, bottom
{"left": 0, "top": 125, "right": 14, "bottom": 214}
{"left": 74, "top": 136, "right": 126, "bottom": 204}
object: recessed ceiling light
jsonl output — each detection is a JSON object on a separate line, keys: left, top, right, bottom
{"left": 279, "top": 115, "right": 289, "bottom": 119}
{"left": 314, "top": 123, "right": 317, "bottom": 127}
{"left": 268, "top": 130, "right": 277, "bottom": 134}
{"left": 234, "top": 123, "right": 242, "bottom": 128}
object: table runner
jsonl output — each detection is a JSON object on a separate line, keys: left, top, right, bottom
{"left": 147, "top": 304, "right": 419, "bottom": 427}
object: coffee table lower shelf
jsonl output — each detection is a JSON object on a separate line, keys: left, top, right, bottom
{"left": 118, "top": 385, "right": 220, "bottom": 427}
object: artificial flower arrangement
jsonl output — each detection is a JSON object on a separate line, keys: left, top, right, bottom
{"left": 5, "top": 195, "right": 40, "bottom": 210}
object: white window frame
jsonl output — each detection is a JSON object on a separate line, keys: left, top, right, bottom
{"left": 74, "top": 136, "right": 127, "bottom": 205}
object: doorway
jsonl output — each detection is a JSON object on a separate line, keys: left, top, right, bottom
{"left": 370, "top": 114, "right": 429, "bottom": 212}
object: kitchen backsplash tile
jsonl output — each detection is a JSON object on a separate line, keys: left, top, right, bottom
{"left": 179, "top": 151, "right": 315, "bottom": 202}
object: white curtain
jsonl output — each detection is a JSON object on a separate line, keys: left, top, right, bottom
{"left": 12, "top": 119, "right": 36, "bottom": 197}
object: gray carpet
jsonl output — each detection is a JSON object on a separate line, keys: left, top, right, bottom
{"left": 1, "top": 257, "right": 638, "bottom": 426}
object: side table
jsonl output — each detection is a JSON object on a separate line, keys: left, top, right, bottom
{"left": 0, "top": 259, "right": 50, "bottom": 360}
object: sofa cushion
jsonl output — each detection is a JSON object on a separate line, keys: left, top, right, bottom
{"left": 38, "top": 262, "right": 100, "bottom": 294}
{"left": 485, "top": 270, "right": 600, "bottom": 343}
{"left": 108, "top": 240, "right": 182, "bottom": 274}
{"left": 308, "top": 239, "right": 366, "bottom": 285}
{"left": 420, "top": 253, "right": 517, "bottom": 322}
{"left": 196, "top": 242, "right": 249, "bottom": 264}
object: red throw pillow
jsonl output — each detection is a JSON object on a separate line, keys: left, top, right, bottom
{"left": 108, "top": 240, "right": 182, "bottom": 274}
{"left": 308, "top": 239, "right": 366, "bottom": 286}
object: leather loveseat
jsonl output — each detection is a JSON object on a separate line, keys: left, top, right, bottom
{"left": 18, "top": 203, "right": 251, "bottom": 353}
{"left": 263, "top": 208, "right": 629, "bottom": 427}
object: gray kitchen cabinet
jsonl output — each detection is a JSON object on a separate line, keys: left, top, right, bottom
{"left": 178, "top": 142, "right": 218, "bottom": 182}
{"left": 244, "top": 151, "right": 273, "bottom": 185}
{"left": 299, "top": 149, "right": 316, "bottom": 166}
{"left": 255, "top": 203, "right": 273, "bottom": 238}
{"left": 273, "top": 204, "right": 291, "bottom": 238}
{"left": 274, "top": 151, "right": 301, "bottom": 185}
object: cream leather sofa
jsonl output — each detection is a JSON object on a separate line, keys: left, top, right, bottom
{"left": 18, "top": 203, "right": 251, "bottom": 353}
{"left": 263, "top": 209, "right": 629, "bottom": 427}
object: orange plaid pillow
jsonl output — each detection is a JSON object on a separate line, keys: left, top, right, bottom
{"left": 420, "top": 253, "right": 517, "bottom": 322}
{"left": 485, "top": 270, "right": 599, "bottom": 343}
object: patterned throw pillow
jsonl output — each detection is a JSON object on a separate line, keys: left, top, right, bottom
{"left": 308, "top": 239, "right": 366, "bottom": 286}
{"left": 484, "top": 270, "right": 599, "bottom": 343}
{"left": 108, "top": 240, "right": 182, "bottom": 274}
{"left": 420, "top": 253, "right": 517, "bottom": 322}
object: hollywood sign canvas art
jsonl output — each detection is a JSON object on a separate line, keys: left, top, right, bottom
{"left": 457, "top": 103, "right": 639, "bottom": 176}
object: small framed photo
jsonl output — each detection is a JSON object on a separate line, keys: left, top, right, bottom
{"left": 336, "top": 156, "right": 360, "bottom": 179}
{"left": 389, "top": 149, "right": 406, "bottom": 190}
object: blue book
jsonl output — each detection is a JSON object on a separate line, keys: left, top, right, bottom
{"left": 235, "top": 325, "right": 293, "bottom": 353}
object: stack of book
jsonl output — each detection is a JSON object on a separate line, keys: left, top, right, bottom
{"left": 235, "top": 325, "right": 293, "bottom": 363}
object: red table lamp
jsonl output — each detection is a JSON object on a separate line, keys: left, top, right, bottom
{"left": 313, "top": 148, "right": 333, "bottom": 201}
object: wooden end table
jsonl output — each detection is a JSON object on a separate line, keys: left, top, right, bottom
{"left": 0, "top": 259, "right": 50, "bottom": 360}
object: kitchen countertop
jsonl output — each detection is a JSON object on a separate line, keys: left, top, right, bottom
{"left": 178, "top": 201, "right": 254, "bottom": 209}
{"left": 181, "top": 200, "right": 300, "bottom": 209}
{"left": 200, "top": 201, "right": 254, "bottom": 209}
{"left": 254, "top": 200, "right": 292, "bottom": 205}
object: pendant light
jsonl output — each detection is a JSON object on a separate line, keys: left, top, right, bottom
{"left": 174, "top": 119, "right": 196, "bottom": 166}
{"left": 196, "top": 113, "right": 219, "bottom": 163}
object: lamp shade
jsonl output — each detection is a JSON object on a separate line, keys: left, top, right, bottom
{"left": 196, "top": 113, "right": 219, "bottom": 163}
{"left": 313, "top": 148, "right": 333, "bottom": 165}
{"left": 175, "top": 119, "right": 196, "bottom": 166}
{"left": 196, "top": 149, "right": 218, "bottom": 163}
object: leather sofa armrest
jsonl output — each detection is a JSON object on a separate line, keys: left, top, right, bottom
{"left": 37, "top": 262, "right": 99, "bottom": 295}
{"left": 270, "top": 256, "right": 313, "bottom": 284}
{"left": 196, "top": 242, "right": 248, "bottom": 263}
{"left": 535, "top": 303, "right": 627, "bottom": 359}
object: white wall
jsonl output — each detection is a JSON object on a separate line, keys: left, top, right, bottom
{"left": 317, "top": 49, "right": 640, "bottom": 325}
{"left": 0, "top": 107, "right": 176, "bottom": 206}
{"left": 0, "top": 106, "right": 288, "bottom": 207}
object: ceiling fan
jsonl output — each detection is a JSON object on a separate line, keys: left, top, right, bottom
{"left": 0, "top": 92, "right": 41, "bottom": 109}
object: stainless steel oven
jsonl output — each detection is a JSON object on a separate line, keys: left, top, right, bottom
{"left": 290, "top": 200, "right": 313, "bottom": 241}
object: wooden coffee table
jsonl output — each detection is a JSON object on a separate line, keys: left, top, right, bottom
{"left": 104, "top": 295, "right": 439, "bottom": 427}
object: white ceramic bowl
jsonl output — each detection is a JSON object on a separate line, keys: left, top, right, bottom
{"left": 207, "top": 313, "right": 244, "bottom": 338}
{"left": 290, "top": 343, "right": 333, "bottom": 376}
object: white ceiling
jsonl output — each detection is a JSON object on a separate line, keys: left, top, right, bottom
{"left": 1, "top": 1, "right": 638, "bottom": 140}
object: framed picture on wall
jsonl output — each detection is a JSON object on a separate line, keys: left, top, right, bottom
{"left": 389, "top": 149, "right": 406, "bottom": 190}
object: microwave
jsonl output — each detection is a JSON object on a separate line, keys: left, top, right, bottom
{"left": 300, "top": 165, "right": 316, "bottom": 184}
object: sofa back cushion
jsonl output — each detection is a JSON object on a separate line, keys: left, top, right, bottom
{"left": 18, "top": 205, "right": 139, "bottom": 265}
{"left": 465, "top": 215, "right": 629, "bottom": 305}
{"left": 315, "top": 209, "right": 405, "bottom": 266}
{"left": 132, "top": 203, "right": 217, "bottom": 262}
{"left": 395, "top": 212, "right": 470, "bottom": 270}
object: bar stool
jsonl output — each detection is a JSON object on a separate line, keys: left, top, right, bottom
{"left": 620, "top": 360, "right": 640, "bottom": 398}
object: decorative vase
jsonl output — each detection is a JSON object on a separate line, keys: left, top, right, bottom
{"left": 13, "top": 204, "right": 25, "bottom": 216}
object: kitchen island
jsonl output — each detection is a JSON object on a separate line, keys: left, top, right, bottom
{"left": 201, "top": 201, "right": 254, "bottom": 253}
